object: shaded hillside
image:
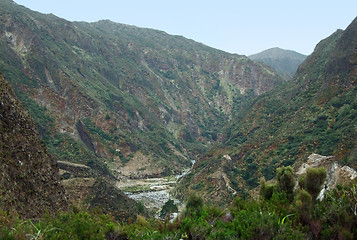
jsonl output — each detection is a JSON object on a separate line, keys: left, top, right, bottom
{"left": 177, "top": 17, "right": 357, "bottom": 205}
{"left": 0, "top": 71, "right": 149, "bottom": 221}
{"left": 249, "top": 47, "right": 307, "bottom": 81}
{"left": 0, "top": 0, "right": 282, "bottom": 177}
{"left": 0, "top": 72, "right": 68, "bottom": 218}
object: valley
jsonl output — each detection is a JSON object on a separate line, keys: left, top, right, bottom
{"left": 0, "top": 0, "right": 356, "bottom": 239}
{"left": 0, "top": 0, "right": 283, "bottom": 180}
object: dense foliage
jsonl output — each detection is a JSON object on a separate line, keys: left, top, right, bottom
{"left": 1, "top": 166, "right": 356, "bottom": 240}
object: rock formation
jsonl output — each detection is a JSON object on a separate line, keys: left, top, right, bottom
{"left": 296, "top": 153, "right": 357, "bottom": 200}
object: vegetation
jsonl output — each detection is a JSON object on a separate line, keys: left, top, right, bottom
{"left": 249, "top": 47, "right": 307, "bottom": 81}
{"left": 178, "top": 17, "right": 357, "bottom": 204}
{"left": 0, "top": 0, "right": 282, "bottom": 177}
{"left": 0, "top": 167, "right": 355, "bottom": 239}
{"left": 0, "top": 2, "right": 356, "bottom": 240}
{"left": 160, "top": 200, "right": 178, "bottom": 219}
{"left": 298, "top": 167, "right": 327, "bottom": 200}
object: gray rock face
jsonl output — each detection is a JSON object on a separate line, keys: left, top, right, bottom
{"left": 296, "top": 153, "right": 357, "bottom": 201}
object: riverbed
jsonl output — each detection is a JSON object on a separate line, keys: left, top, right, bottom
{"left": 115, "top": 161, "right": 194, "bottom": 217}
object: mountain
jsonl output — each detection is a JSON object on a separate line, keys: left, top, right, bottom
{"left": 0, "top": 0, "right": 282, "bottom": 178}
{"left": 0, "top": 72, "right": 68, "bottom": 218}
{"left": 249, "top": 47, "right": 307, "bottom": 81}
{"left": 176, "top": 17, "right": 357, "bottom": 205}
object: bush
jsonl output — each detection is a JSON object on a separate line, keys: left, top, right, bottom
{"left": 299, "top": 167, "right": 327, "bottom": 200}
{"left": 295, "top": 189, "right": 312, "bottom": 223}
{"left": 259, "top": 177, "right": 276, "bottom": 200}
{"left": 185, "top": 192, "right": 204, "bottom": 216}
{"left": 276, "top": 166, "right": 295, "bottom": 200}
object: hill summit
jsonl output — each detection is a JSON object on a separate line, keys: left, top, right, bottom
{"left": 249, "top": 47, "right": 307, "bottom": 80}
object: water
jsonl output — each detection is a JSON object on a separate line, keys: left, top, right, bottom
{"left": 176, "top": 160, "right": 195, "bottom": 180}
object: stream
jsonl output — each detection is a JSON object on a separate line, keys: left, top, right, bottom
{"left": 116, "top": 160, "right": 195, "bottom": 217}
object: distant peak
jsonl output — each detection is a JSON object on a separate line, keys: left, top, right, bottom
{"left": 249, "top": 47, "right": 307, "bottom": 59}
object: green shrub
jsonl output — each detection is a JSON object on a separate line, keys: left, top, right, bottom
{"left": 276, "top": 166, "right": 295, "bottom": 200}
{"left": 259, "top": 177, "right": 276, "bottom": 200}
{"left": 295, "top": 189, "right": 312, "bottom": 223}
{"left": 299, "top": 167, "right": 327, "bottom": 200}
{"left": 185, "top": 192, "right": 204, "bottom": 216}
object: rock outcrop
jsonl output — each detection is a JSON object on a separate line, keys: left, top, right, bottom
{"left": 296, "top": 153, "right": 357, "bottom": 200}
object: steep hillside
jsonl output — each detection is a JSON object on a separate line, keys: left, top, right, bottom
{"left": 249, "top": 47, "right": 307, "bottom": 81}
{"left": 0, "top": 0, "right": 282, "bottom": 177}
{"left": 0, "top": 72, "right": 68, "bottom": 218}
{"left": 0, "top": 71, "right": 149, "bottom": 221}
{"left": 177, "top": 17, "right": 357, "bottom": 205}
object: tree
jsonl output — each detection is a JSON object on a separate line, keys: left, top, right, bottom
{"left": 160, "top": 199, "right": 178, "bottom": 219}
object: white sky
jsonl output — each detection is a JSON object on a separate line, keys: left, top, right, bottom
{"left": 13, "top": 0, "right": 357, "bottom": 56}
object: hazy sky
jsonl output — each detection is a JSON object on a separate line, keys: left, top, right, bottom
{"left": 14, "top": 0, "right": 357, "bottom": 56}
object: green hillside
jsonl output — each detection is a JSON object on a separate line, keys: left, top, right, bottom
{"left": 0, "top": 0, "right": 282, "bottom": 177}
{"left": 1, "top": 1, "right": 357, "bottom": 239}
{"left": 177, "top": 17, "right": 357, "bottom": 204}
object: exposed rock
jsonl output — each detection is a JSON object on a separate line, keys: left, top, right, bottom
{"left": 339, "top": 166, "right": 357, "bottom": 181}
{"left": 296, "top": 154, "right": 336, "bottom": 176}
{"left": 76, "top": 120, "right": 96, "bottom": 153}
{"left": 296, "top": 153, "right": 357, "bottom": 201}
{"left": 150, "top": 185, "right": 169, "bottom": 191}
{"left": 116, "top": 151, "right": 168, "bottom": 178}
{"left": 223, "top": 154, "right": 232, "bottom": 161}
{"left": 0, "top": 0, "right": 283, "bottom": 179}
{"left": 57, "top": 160, "right": 94, "bottom": 178}
{"left": 181, "top": 17, "right": 357, "bottom": 204}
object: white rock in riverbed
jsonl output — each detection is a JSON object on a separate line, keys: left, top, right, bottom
{"left": 150, "top": 185, "right": 169, "bottom": 191}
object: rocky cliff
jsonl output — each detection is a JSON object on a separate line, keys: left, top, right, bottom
{"left": 0, "top": 71, "right": 149, "bottom": 220}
